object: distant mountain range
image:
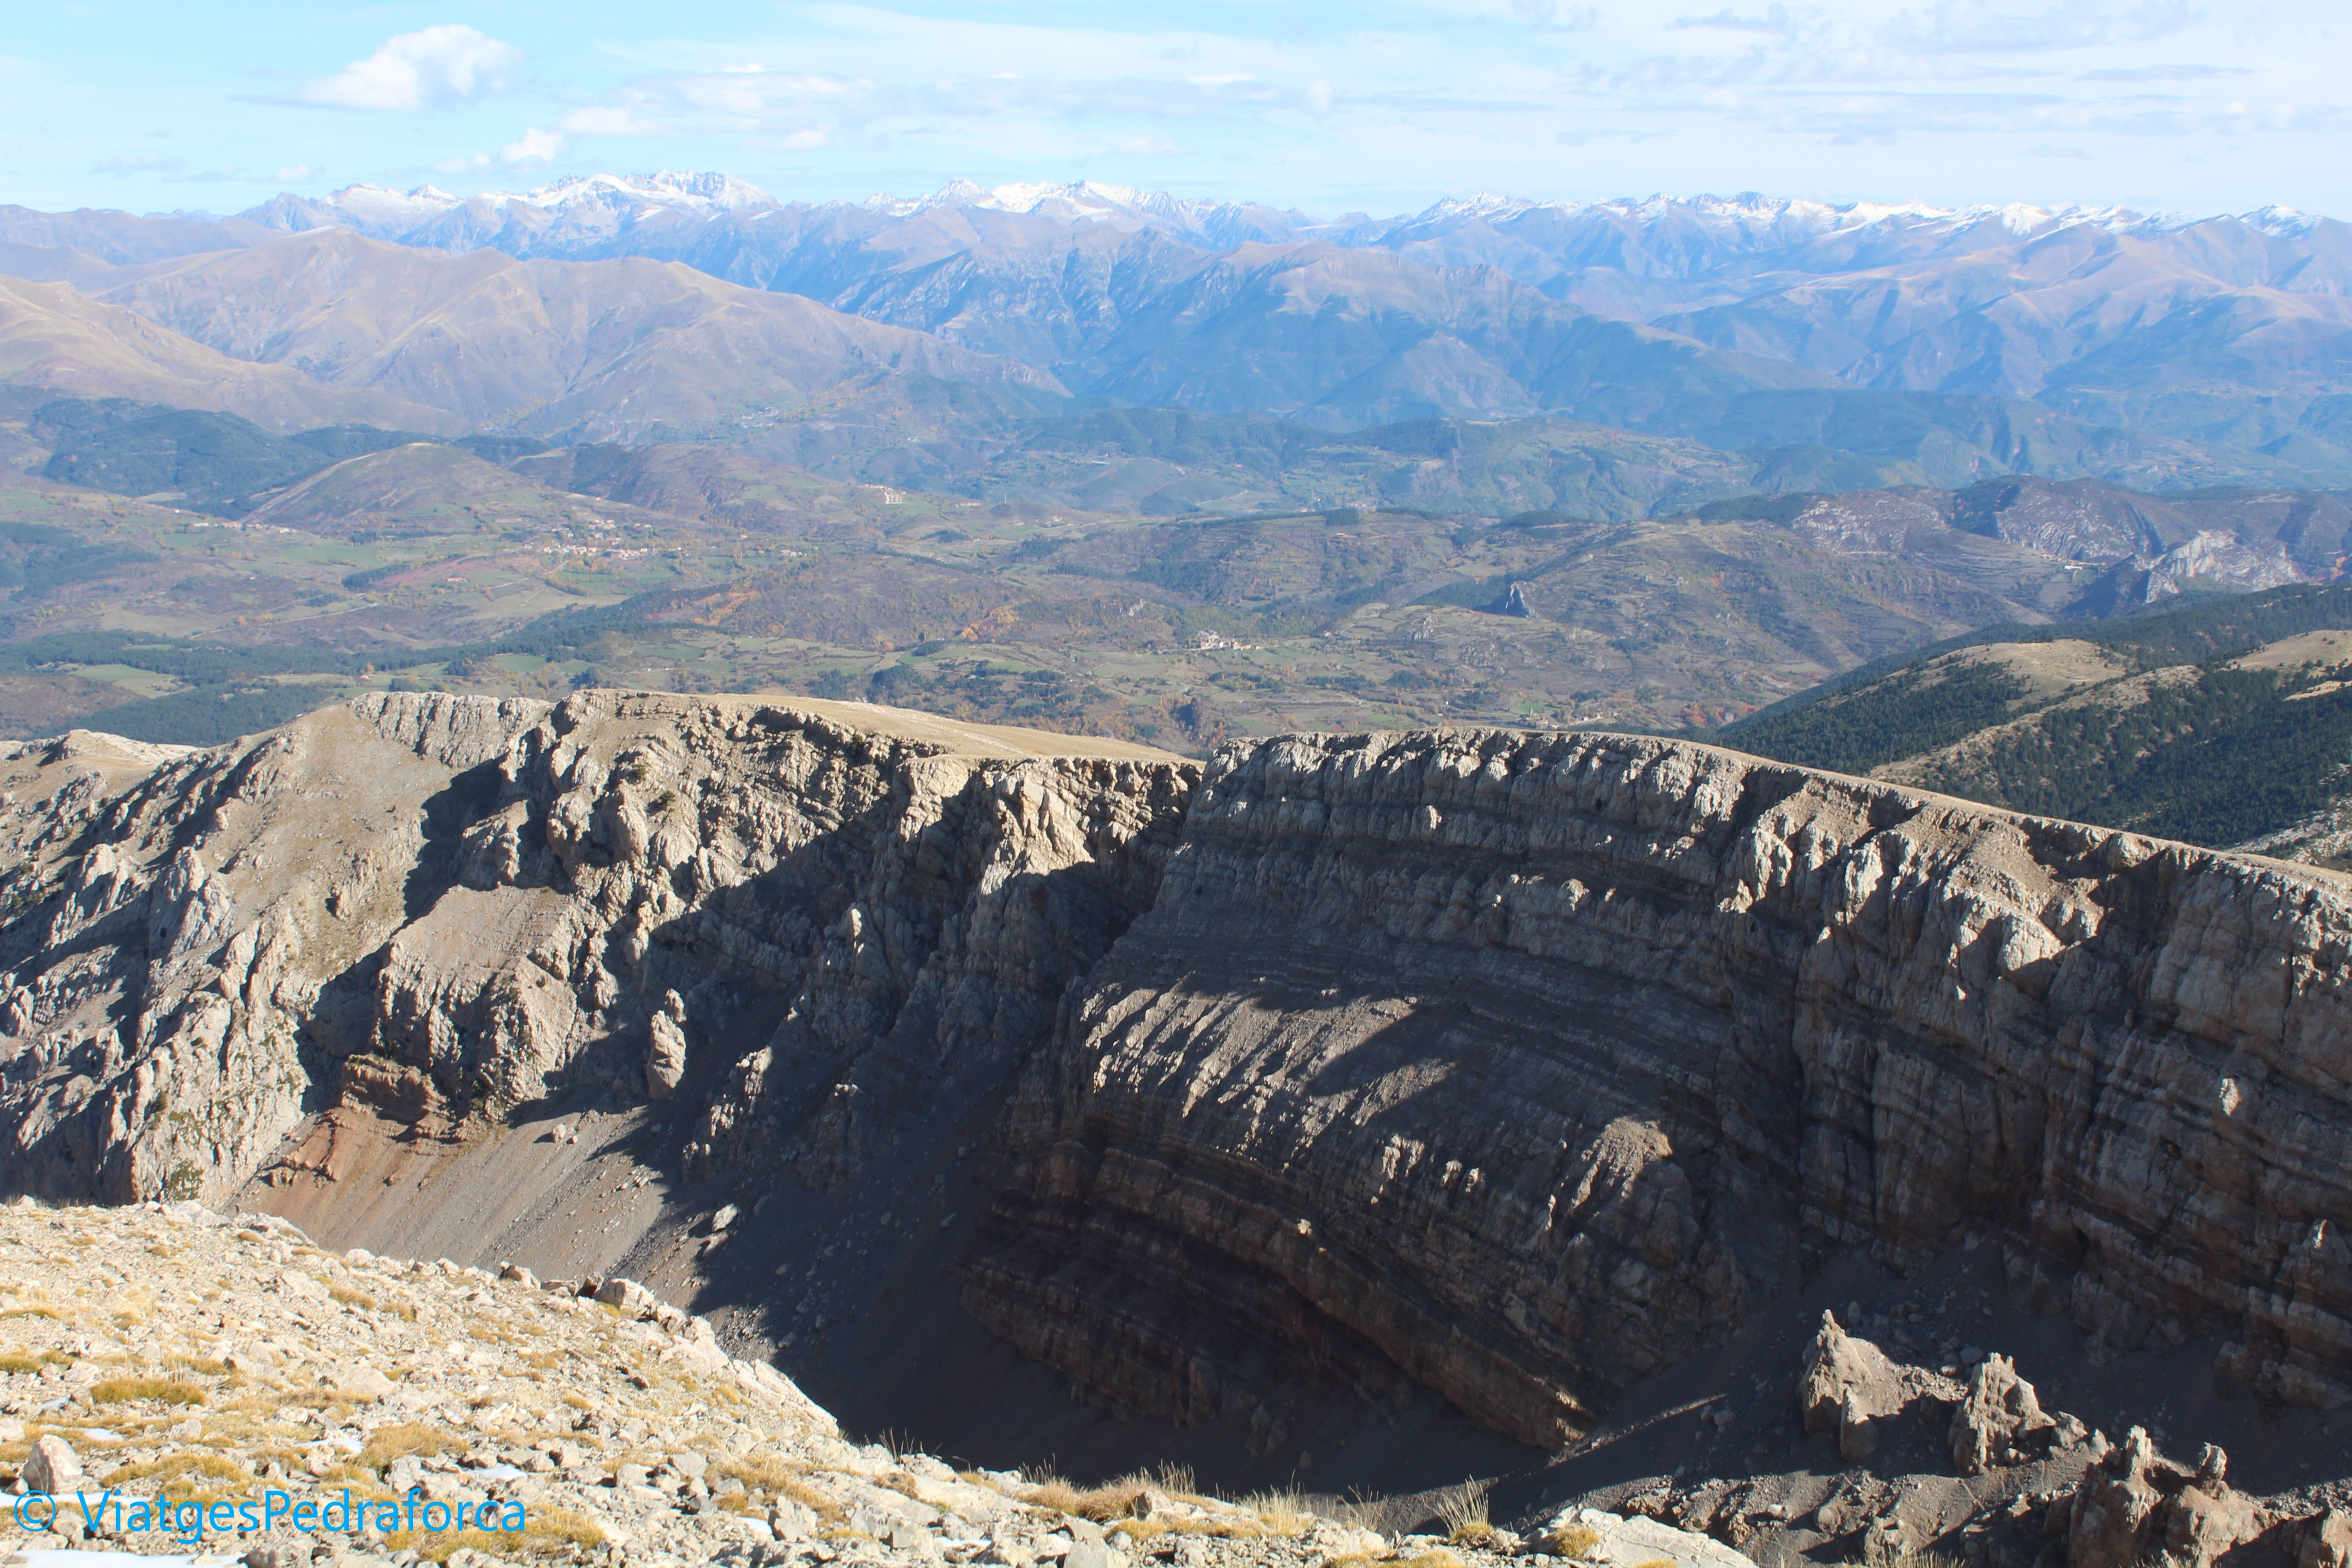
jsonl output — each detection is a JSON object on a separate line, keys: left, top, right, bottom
{"left": 12, "top": 170, "right": 2352, "bottom": 804}
{"left": 0, "top": 172, "right": 2346, "bottom": 494}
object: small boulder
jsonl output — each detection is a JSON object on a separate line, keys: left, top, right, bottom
{"left": 597, "top": 1276, "right": 659, "bottom": 1314}
{"left": 22, "top": 1433, "right": 78, "bottom": 1493}
{"left": 499, "top": 1262, "right": 540, "bottom": 1290}
{"left": 326, "top": 1365, "right": 397, "bottom": 1401}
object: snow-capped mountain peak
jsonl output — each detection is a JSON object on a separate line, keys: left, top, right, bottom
{"left": 506, "top": 170, "right": 776, "bottom": 212}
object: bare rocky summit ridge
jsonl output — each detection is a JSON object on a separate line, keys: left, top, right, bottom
{"left": 0, "top": 695, "right": 2347, "bottom": 1537}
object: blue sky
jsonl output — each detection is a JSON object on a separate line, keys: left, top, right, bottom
{"left": 3, "top": 0, "right": 2345, "bottom": 218}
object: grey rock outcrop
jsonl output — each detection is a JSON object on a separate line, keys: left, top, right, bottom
{"left": 2300, "top": 1509, "right": 2352, "bottom": 1568}
{"left": 647, "top": 990, "right": 688, "bottom": 1100}
{"left": 2063, "top": 1430, "right": 2280, "bottom": 1568}
{"left": 1798, "top": 1312, "right": 1904, "bottom": 1462}
{"left": 1541, "top": 1506, "right": 1753, "bottom": 1568}
{"left": 1950, "top": 1353, "right": 2057, "bottom": 1475}
{"left": 22, "top": 1432, "right": 78, "bottom": 1494}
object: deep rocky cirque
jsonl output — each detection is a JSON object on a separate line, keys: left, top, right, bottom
{"left": 0, "top": 691, "right": 2348, "bottom": 1556}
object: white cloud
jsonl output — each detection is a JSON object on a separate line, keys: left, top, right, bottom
{"left": 296, "top": 24, "right": 522, "bottom": 112}
{"left": 559, "top": 105, "right": 647, "bottom": 136}
{"left": 1878, "top": 0, "right": 2201, "bottom": 56}
{"left": 500, "top": 127, "right": 564, "bottom": 163}
{"left": 1671, "top": 5, "right": 1813, "bottom": 37}
{"left": 274, "top": 163, "right": 320, "bottom": 182}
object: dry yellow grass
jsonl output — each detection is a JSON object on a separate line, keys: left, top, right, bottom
{"left": 1548, "top": 1525, "right": 1602, "bottom": 1559}
{"left": 0, "top": 1350, "right": 64, "bottom": 1375}
{"left": 1023, "top": 1466, "right": 1236, "bottom": 1527}
{"left": 1015, "top": 1465, "right": 1274, "bottom": 1540}
{"left": 357, "top": 1422, "right": 465, "bottom": 1473}
{"left": 101, "top": 1453, "right": 248, "bottom": 1488}
{"left": 1435, "top": 1481, "right": 1490, "bottom": 1544}
{"left": 328, "top": 1285, "right": 377, "bottom": 1311}
{"left": 1245, "top": 1489, "right": 1313, "bottom": 1536}
{"left": 1404, "top": 1551, "right": 1465, "bottom": 1568}
{"left": 376, "top": 1503, "right": 604, "bottom": 1563}
{"left": 713, "top": 1458, "right": 840, "bottom": 1521}
{"left": 91, "top": 1376, "right": 205, "bottom": 1405}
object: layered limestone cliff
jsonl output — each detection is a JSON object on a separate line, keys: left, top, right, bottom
{"left": 971, "top": 729, "right": 2352, "bottom": 1448}
{"left": 4, "top": 705, "right": 2350, "bottom": 1475}
{"left": 0, "top": 691, "right": 1192, "bottom": 1217}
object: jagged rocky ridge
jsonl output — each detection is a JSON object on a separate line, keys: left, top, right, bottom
{"left": 0, "top": 696, "right": 2348, "bottom": 1475}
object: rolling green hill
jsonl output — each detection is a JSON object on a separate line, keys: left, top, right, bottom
{"left": 1712, "top": 582, "right": 2352, "bottom": 853}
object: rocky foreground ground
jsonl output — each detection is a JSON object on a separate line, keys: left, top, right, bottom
{"left": 2, "top": 1200, "right": 2349, "bottom": 1568}
{"left": 0, "top": 1200, "right": 1742, "bottom": 1568}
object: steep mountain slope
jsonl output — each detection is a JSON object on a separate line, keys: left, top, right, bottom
{"left": 63, "top": 222, "right": 1832, "bottom": 441}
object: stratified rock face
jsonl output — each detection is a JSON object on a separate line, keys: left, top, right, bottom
{"left": 0, "top": 691, "right": 1193, "bottom": 1210}
{"left": 972, "top": 728, "right": 2352, "bottom": 1447}
{"left": 11, "top": 706, "right": 2352, "bottom": 1463}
